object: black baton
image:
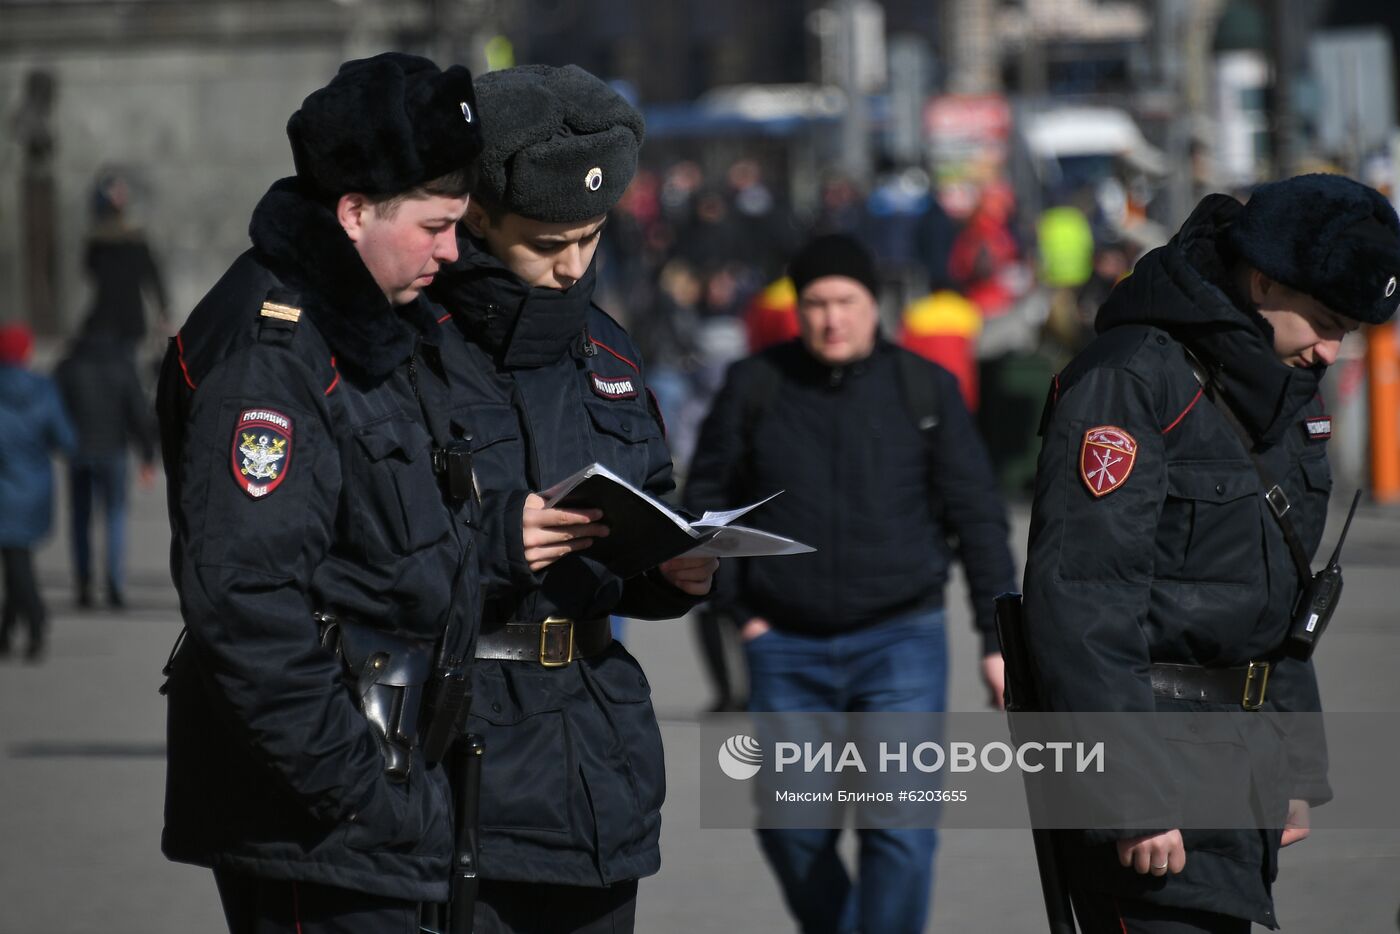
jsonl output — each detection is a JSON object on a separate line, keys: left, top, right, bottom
{"left": 996, "top": 592, "right": 1077, "bottom": 934}
{"left": 448, "top": 733, "right": 485, "bottom": 934}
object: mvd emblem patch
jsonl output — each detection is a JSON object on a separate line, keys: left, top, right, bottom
{"left": 232, "top": 408, "right": 293, "bottom": 498}
{"left": 1303, "top": 416, "right": 1332, "bottom": 442}
{"left": 1080, "top": 425, "right": 1138, "bottom": 498}
{"left": 590, "top": 373, "right": 639, "bottom": 400}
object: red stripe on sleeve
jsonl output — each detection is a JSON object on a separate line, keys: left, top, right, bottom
{"left": 324, "top": 356, "right": 340, "bottom": 396}
{"left": 589, "top": 337, "right": 640, "bottom": 372}
{"left": 1162, "top": 387, "right": 1203, "bottom": 435}
{"left": 175, "top": 332, "right": 197, "bottom": 390}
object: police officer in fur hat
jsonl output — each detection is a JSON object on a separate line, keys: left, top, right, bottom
{"left": 156, "top": 53, "right": 483, "bottom": 932}
{"left": 1022, "top": 174, "right": 1400, "bottom": 931}
{"left": 427, "top": 65, "right": 717, "bottom": 933}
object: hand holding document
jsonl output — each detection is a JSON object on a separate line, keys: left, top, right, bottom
{"left": 541, "top": 463, "right": 814, "bottom": 578}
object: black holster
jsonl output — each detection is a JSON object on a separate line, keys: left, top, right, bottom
{"left": 318, "top": 614, "right": 437, "bottom": 782}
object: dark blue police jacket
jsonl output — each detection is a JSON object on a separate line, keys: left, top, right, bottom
{"left": 429, "top": 237, "right": 699, "bottom": 887}
{"left": 157, "top": 179, "right": 478, "bottom": 903}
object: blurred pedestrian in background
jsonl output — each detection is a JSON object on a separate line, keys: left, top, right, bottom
{"left": 54, "top": 323, "right": 158, "bottom": 609}
{"left": 685, "top": 233, "right": 1015, "bottom": 934}
{"left": 898, "top": 287, "right": 983, "bottom": 410}
{"left": 0, "top": 322, "right": 75, "bottom": 662}
{"left": 82, "top": 169, "right": 169, "bottom": 358}
{"left": 633, "top": 258, "right": 706, "bottom": 468}
{"left": 742, "top": 275, "right": 800, "bottom": 355}
{"left": 948, "top": 181, "right": 1024, "bottom": 321}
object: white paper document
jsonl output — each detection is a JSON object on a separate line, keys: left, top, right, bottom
{"left": 682, "top": 525, "right": 815, "bottom": 559}
{"left": 539, "top": 462, "right": 814, "bottom": 576}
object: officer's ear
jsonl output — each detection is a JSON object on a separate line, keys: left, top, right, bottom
{"left": 1247, "top": 267, "right": 1278, "bottom": 306}
{"left": 461, "top": 199, "right": 491, "bottom": 239}
{"left": 337, "top": 192, "right": 374, "bottom": 244}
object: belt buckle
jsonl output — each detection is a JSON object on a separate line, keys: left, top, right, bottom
{"left": 539, "top": 616, "right": 575, "bottom": 668}
{"left": 1265, "top": 485, "right": 1291, "bottom": 518}
{"left": 1242, "top": 660, "right": 1270, "bottom": 710}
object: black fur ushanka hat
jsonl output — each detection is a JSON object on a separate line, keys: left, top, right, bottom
{"left": 472, "top": 64, "right": 644, "bottom": 223}
{"left": 1227, "top": 173, "right": 1400, "bottom": 324}
{"left": 287, "top": 52, "right": 482, "bottom": 198}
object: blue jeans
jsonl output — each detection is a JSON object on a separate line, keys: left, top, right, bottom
{"left": 68, "top": 455, "right": 129, "bottom": 592}
{"left": 744, "top": 609, "right": 948, "bottom": 934}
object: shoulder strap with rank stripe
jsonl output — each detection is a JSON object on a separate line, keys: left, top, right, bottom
{"left": 257, "top": 291, "right": 303, "bottom": 346}
{"left": 260, "top": 300, "right": 302, "bottom": 323}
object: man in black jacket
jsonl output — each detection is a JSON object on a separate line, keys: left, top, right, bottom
{"left": 426, "top": 65, "right": 717, "bottom": 933}
{"left": 684, "top": 233, "right": 1015, "bottom": 934}
{"left": 156, "top": 54, "right": 482, "bottom": 933}
{"left": 1022, "top": 174, "right": 1400, "bottom": 932}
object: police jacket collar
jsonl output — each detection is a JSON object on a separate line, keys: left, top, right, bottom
{"left": 429, "top": 234, "right": 595, "bottom": 369}
{"left": 1095, "top": 194, "right": 1320, "bottom": 445}
{"left": 248, "top": 178, "right": 441, "bottom": 381}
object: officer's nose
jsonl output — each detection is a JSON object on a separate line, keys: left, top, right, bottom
{"left": 555, "top": 244, "right": 586, "bottom": 289}
{"left": 435, "top": 227, "right": 460, "bottom": 265}
{"left": 1314, "top": 338, "right": 1341, "bottom": 366}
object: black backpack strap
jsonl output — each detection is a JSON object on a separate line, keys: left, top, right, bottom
{"left": 738, "top": 351, "right": 783, "bottom": 446}
{"left": 893, "top": 349, "right": 941, "bottom": 434}
{"left": 892, "top": 349, "right": 946, "bottom": 524}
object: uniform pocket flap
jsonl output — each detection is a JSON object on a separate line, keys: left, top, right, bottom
{"left": 458, "top": 405, "right": 519, "bottom": 453}
{"left": 1166, "top": 463, "right": 1256, "bottom": 503}
{"left": 473, "top": 662, "right": 566, "bottom": 726}
{"left": 354, "top": 416, "right": 428, "bottom": 463}
{"left": 584, "top": 400, "right": 658, "bottom": 445}
{"left": 1300, "top": 455, "right": 1331, "bottom": 492}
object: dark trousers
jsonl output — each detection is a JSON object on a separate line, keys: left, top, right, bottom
{"left": 472, "top": 879, "right": 639, "bottom": 934}
{"left": 213, "top": 869, "right": 420, "bottom": 934}
{"left": 0, "top": 547, "right": 45, "bottom": 656}
{"left": 693, "top": 607, "right": 741, "bottom": 710}
{"left": 1071, "top": 890, "right": 1253, "bottom": 933}
{"left": 69, "top": 455, "right": 129, "bottom": 593}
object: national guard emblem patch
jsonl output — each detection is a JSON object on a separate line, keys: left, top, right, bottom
{"left": 232, "top": 408, "right": 293, "bottom": 499}
{"left": 1080, "top": 425, "right": 1137, "bottom": 498}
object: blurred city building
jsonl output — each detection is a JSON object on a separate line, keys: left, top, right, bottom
{"left": 0, "top": 0, "right": 508, "bottom": 334}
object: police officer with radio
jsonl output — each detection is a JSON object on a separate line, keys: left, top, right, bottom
{"left": 426, "top": 65, "right": 716, "bottom": 933}
{"left": 1022, "top": 174, "right": 1400, "bottom": 932}
{"left": 157, "top": 54, "right": 483, "bottom": 932}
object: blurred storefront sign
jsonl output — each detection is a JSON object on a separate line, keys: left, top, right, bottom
{"left": 923, "top": 93, "right": 1012, "bottom": 216}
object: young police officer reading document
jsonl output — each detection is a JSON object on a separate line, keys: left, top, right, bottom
{"left": 427, "top": 65, "right": 717, "bottom": 933}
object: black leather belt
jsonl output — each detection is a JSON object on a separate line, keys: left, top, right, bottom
{"left": 474, "top": 616, "right": 612, "bottom": 667}
{"left": 1149, "top": 661, "right": 1270, "bottom": 710}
